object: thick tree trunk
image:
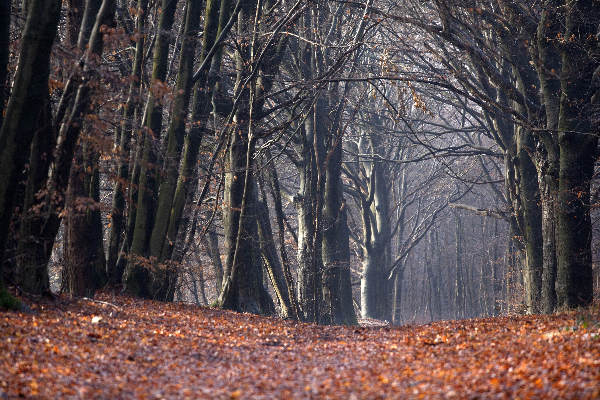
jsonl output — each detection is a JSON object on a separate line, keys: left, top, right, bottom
{"left": 217, "top": 0, "right": 274, "bottom": 315}
{"left": 9, "top": 0, "right": 114, "bottom": 295}
{"left": 296, "top": 110, "right": 324, "bottom": 322}
{"left": 359, "top": 131, "right": 391, "bottom": 321}
{"left": 535, "top": 0, "right": 561, "bottom": 314}
{"left": 515, "top": 127, "right": 544, "bottom": 314}
{"left": 0, "top": 0, "right": 10, "bottom": 128}
{"left": 555, "top": 0, "right": 598, "bottom": 308}
{"left": 63, "top": 145, "right": 107, "bottom": 297}
{"left": 14, "top": 99, "right": 56, "bottom": 294}
{"left": 322, "top": 116, "right": 356, "bottom": 325}
{"left": 0, "top": 0, "right": 61, "bottom": 292}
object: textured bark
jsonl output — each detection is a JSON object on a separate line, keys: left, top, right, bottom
{"left": 532, "top": 0, "right": 561, "bottom": 314}
{"left": 63, "top": 145, "right": 107, "bottom": 297}
{"left": 0, "top": 0, "right": 10, "bottom": 129}
{"left": 160, "top": 0, "right": 226, "bottom": 262}
{"left": 202, "top": 229, "right": 223, "bottom": 295}
{"left": 322, "top": 117, "right": 356, "bottom": 325}
{"left": 0, "top": 0, "right": 61, "bottom": 291}
{"left": 266, "top": 154, "right": 300, "bottom": 319}
{"left": 14, "top": 98, "right": 56, "bottom": 294}
{"left": 148, "top": 0, "right": 202, "bottom": 300}
{"left": 257, "top": 199, "right": 293, "bottom": 318}
{"left": 15, "top": 0, "right": 114, "bottom": 295}
{"left": 515, "top": 127, "right": 543, "bottom": 314}
{"left": 217, "top": 0, "right": 274, "bottom": 315}
{"left": 555, "top": 0, "right": 599, "bottom": 308}
{"left": 296, "top": 109, "right": 324, "bottom": 322}
{"left": 359, "top": 129, "right": 391, "bottom": 321}
{"left": 149, "top": 0, "right": 202, "bottom": 259}
{"left": 124, "top": 0, "right": 179, "bottom": 298}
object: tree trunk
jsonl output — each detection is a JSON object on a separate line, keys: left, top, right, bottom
{"left": 555, "top": 0, "right": 599, "bottom": 308}
{"left": 14, "top": 0, "right": 114, "bottom": 295}
{"left": 256, "top": 198, "right": 293, "bottom": 318}
{"left": 106, "top": 0, "right": 148, "bottom": 284}
{"left": 0, "top": 0, "right": 10, "bottom": 128}
{"left": 217, "top": 0, "right": 274, "bottom": 315}
{"left": 148, "top": 0, "right": 202, "bottom": 300}
{"left": 202, "top": 229, "right": 223, "bottom": 296}
{"left": 124, "top": 0, "right": 179, "bottom": 298}
{"left": 515, "top": 127, "right": 544, "bottom": 314}
{"left": 454, "top": 210, "right": 464, "bottom": 319}
{"left": 266, "top": 149, "right": 300, "bottom": 319}
{"left": 296, "top": 110, "right": 324, "bottom": 322}
{"left": 322, "top": 114, "right": 356, "bottom": 325}
{"left": 0, "top": 0, "right": 61, "bottom": 292}
{"left": 63, "top": 145, "right": 107, "bottom": 297}
{"left": 535, "top": 0, "right": 561, "bottom": 314}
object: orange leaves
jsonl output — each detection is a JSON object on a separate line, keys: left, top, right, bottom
{"left": 1, "top": 295, "right": 599, "bottom": 398}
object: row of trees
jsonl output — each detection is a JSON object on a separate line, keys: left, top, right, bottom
{"left": 1, "top": 0, "right": 598, "bottom": 321}
{"left": 374, "top": 0, "right": 600, "bottom": 313}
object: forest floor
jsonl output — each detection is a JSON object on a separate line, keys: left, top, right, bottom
{"left": 1, "top": 294, "right": 599, "bottom": 399}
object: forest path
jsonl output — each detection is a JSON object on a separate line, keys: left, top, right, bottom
{"left": 1, "top": 294, "right": 599, "bottom": 399}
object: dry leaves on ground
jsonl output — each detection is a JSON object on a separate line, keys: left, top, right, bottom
{"left": 1, "top": 294, "right": 599, "bottom": 399}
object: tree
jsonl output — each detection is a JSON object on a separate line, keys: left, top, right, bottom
{"left": 0, "top": 0, "right": 62, "bottom": 295}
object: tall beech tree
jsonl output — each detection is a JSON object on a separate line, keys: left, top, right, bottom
{"left": 0, "top": 0, "right": 62, "bottom": 296}
{"left": 123, "top": 0, "right": 180, "bottom": 298}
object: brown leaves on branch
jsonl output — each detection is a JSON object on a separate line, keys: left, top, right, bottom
{"left": 1, "top": 294, "right": 599, "bottom": 398}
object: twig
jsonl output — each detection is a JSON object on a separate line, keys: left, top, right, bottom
{"left": 82, "top": 297, "right": 121, "bottom": 311}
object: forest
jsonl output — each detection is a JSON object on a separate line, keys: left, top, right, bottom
{"left": 0, "top": 0, "right": 599, "bottom": 397}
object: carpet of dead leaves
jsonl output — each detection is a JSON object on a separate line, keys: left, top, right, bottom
{"left": 1, "top": 294, "right": 599, "bottom": 399}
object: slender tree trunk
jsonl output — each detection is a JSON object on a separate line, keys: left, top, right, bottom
{"left": 148, "top": 0, "right": 202, "bottom": 300}
{"left": 124, "top": 0, "right": 179, "bottom": 298}
{"left": 454, "top": 210, "right": 464, "bottom": 319}
{"left": 158, "top": 0, "right": 229, "bottom": 268}
{"left": 106, "top": 0, "right": 149, "bottom": 284}
{"left": 257, "top": 198, "right": 293, "bottom": 318}
{"left": 267, "top": 149, "right": 300, "bottom": 319}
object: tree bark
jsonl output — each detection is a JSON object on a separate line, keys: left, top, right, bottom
{"left": 0, "top": 0, "right": 61, "bottom": 292}
{"left": 0, "top": 0, "right": 10, "bottom": 128}
{"left": 217, "top": 0, "right": 274, "bottom": 315}
{"left": 556, "top": 0, "right": 599, "bottom": 308}
{"left": 148, "top": 0, "right": 202, "bottom": 300}
{"left": 63, "top": 144, "right": 107, "bottom": 297}
{"left": 124, "top": 0, "right": 179, "bottom": 298}
{"left": 106, "top": 0, "right": 149, "bottom": 285}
